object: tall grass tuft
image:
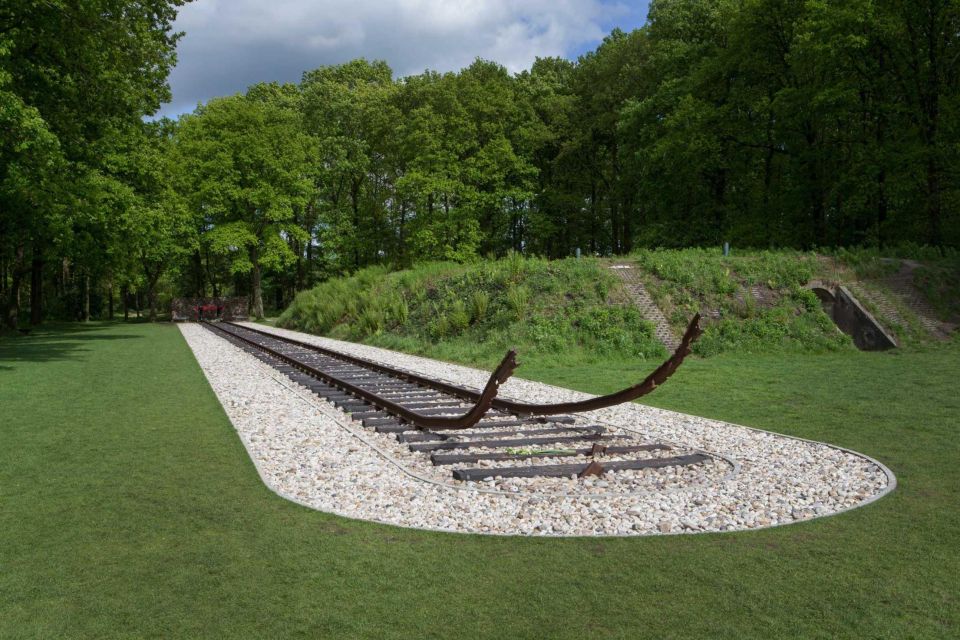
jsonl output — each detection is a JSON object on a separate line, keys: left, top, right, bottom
{"left": 506, "top": 285, "right": 529, "bottom": 321}
{"left": 390, "top": 295, "right": 409, "bottom": 326}
{"left": 470, "top": 290, "right": 490, "bottom": 323}
{"left": 448, "top": 300, "right": 470, "bottom": 334}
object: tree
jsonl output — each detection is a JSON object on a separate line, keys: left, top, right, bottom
{"left": 176, "top": 86, "right": 314, "bottom": 318}
{"left": 301, "top": 60, "right": 398, "bottom": 270}
{"left": 882, "top": 0, "right": 960, "bottom": 246}
{"left": 0, "top": 0, "right": 189, "bottom": 327}
{"left": 116, "top": 120, "right": 193, "bottom": 320}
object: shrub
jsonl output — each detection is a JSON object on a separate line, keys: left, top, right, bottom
{"left": 429, "top": 315, "right": 450, "bottom": 340}
{"left": 356, "top": 308, "right": 383, "bottom": 335}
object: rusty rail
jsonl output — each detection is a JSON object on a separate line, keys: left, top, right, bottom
{"left": 204, "top": 321, "right": 517, "bottom": 430}
{"left": 200, "top": 318, "right": 709, "bottom": 481}
{"left": 222, "top": 314, "right": 702, "bottom": 424}
{"left": 493, "top": 314, "right": 702, "bottom": 416}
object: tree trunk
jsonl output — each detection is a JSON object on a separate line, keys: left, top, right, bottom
{"left": 305, "top": 232, "right": 314, "bottom": 287}
{"left": 142, "top": 260, "right": 162, "bottom": 322}
{"left": 135, "top": 290, "right": 141, "bottom": 318}
{"left": 122, "top": 284, "right": 129, "bottom": 320}
{"left": 108, "top": 280, "right": 114, "bottom": 319}
{"left": 83, "top": 274, "right": 90, "bottom": 322}
{"left": 804, "top": 124, "right": 826, "bottom": 247}
{"left": 146, "top": 279, "right": 158, "bottom": 322}
{"left": 610, "top": 145, "right": 621, "bottom": 254}
{"left": 204, "top": 247, "right": 220, "bottom": 298}
{"left": 589, "top": 182, "right": 598, "bottom": 254}
{"left": 250, "top": 245, "right": 264, "bottom": 319}
{"left": 713, "top": 167, "right": 728, "bottom": 246}
{"left": 925, "top": 152, "right": 942, "bottom": 246}
{"left": 876, "top": 149, "right": 888, "bottom": 249}
{"left": 192, "top": 250, "right": 206, "bottom": 297}
{"left": 922, "top": 2, "right": 943, "bottom": 246}
{"left": 3, "top": 244, "right": 25, "bottom": 329}
{"left": 397, "top": 202, "right": 407, "bottom": 264}
{"left": 148, "top": 288, "right": 157, "bottom": 322}
{"left": 761, "top": 100, "right": 777, "bottom": 247}
{"left": 294, "top": 241, "right": 305, "bottom": 293}
{"left": 30, "top": 252, "right": 42, "bottom": 325}
{"left": 351, "top": 179, "right": 361, "bottom": 268}
{"left": 623, "top": 194, "right": 634, "bottom": 254}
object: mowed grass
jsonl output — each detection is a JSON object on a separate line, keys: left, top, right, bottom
{"left": 1, "top": 322, "right": 958, "bottom": 639}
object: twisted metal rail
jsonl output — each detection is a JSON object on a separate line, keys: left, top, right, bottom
{"left": 223, "top": 314, "right": 702, "bottom": 423}
{"left": 204, "top": 320, "right": 517, "bottom": 430}
{"left": 201, "top": 318, "right": 709, "bottom": 480}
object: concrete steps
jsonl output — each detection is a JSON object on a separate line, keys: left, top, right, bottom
{"left": 607, "top": 263, "right": 680, "bottom": 352}
{"left": 852, "top": 260, "right": 954, "bottom": 341}
{"left": 883, "top": 261, "right": 953, "bottom": 339}
{"left": 846, "top": 285, "right": 909, "bottom": 338}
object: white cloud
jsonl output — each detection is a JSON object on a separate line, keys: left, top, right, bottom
{"left": 159, "top": 0, "right": 634, "bottom": 117}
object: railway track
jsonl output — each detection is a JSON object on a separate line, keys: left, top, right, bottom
{"left": 202, "top": 320, "right": 711, "bottom": 482}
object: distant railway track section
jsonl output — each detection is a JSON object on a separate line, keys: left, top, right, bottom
{"left": 202, "top": 319, "right": 708, "bottom": 481}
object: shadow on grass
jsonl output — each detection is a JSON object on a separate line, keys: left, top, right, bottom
{"left": 0, "top": 322, "right": 140, "bottom": 366}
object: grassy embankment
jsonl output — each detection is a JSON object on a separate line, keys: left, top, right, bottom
{"left": 1, "top": 321, "right": 958, "bottom": 638}
{"left": 278, "top": 251, "right": 882, "bottom": 369}
{"left": 630, "top": 247, "right": 960, "bottom": 353}
{"left": 279, "top": 254, "right": 667, "bottom": 368}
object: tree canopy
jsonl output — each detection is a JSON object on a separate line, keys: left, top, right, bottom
{"left": 2, "top": 0, "right": 958, "bottom": 324}
{"left": 0, "top": 0, "right": 188, "bottom": 326}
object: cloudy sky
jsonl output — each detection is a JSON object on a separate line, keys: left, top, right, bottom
{"left": 158, "top": 0, "right": 650, "bottom": 117}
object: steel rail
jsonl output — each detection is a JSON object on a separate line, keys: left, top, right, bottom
{"left": 222, "top": 315, "right": 702, "bottom": 422}
{"left": 493, "top": 314, "right": 703, "bottom": 415}
{"left": 221, "top": 321, "right": 514, "bottom": 406}
{"left": 203, "top": 320, "right": 517, "bottom": 430}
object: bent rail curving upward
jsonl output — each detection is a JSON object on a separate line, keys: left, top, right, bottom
{"left": 492, "top": 314, "right": 702, "bottom": 417}
{"left": 205, "top": 321, "right": 518, "bottom": 430}
{"left": 223, "top": 314, "right": 702, "bottom": 428}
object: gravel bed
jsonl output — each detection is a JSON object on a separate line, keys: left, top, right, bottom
{"left": 178, "top": 322, "right": 894, "bottom": 536}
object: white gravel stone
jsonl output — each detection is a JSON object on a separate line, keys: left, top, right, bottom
{"left": 177, "top": 322, "right": 895, "bottom": 537}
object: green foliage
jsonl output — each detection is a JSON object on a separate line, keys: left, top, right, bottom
{"left": 5, "top": 1, "right": 960, "bottom": 328}
{"left": 281, "top": 250, "right": 882, "bottom": 361}
{"left": 447, "top": 299, "right": 470, "bottom": 335}
{"left": 175, "top": 86, "right": 315, "bottom": 317}
{"left": 576, "top": 307, "right": 660, "bottom": 357}
{"left": 390, "top": 294, "right": 410, "bottom": 326}
{"left": 0, "top": 1, "right": 186, "bottom": 326}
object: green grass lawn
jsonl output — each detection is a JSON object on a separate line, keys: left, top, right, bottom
{"left": 1, "top": 322, "right": 957, "bottom": 639}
